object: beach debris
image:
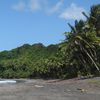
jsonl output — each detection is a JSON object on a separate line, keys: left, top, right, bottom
{"left": 77, "top": 88, "right": 87, "bottom": 92}
{"left": 34, "top": 85, "right": 44, "bottom": 88}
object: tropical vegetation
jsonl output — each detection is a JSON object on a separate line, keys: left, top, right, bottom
{"left": 0, "top": 4, "right": 100, "bottom": 79}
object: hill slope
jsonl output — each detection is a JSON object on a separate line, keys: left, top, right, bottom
{"left": 0, "top": 43, "right": 59, "bottom": 78}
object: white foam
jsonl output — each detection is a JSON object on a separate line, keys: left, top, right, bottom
{"left": 0, "top": 80, "right": 16, "bottom": 84}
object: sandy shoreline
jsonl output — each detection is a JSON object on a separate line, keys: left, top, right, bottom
{"left": 0, "top": 77, "right": 100, "bottom": 100}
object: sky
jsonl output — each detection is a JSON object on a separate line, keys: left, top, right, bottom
{"left": 0, "top": 0, "right": 99, "bottom": 51}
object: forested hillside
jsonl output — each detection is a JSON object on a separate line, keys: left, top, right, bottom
{"left": 0, "top": 4, "right": 100, "bottom": 79}
{"left": 0, "top": 43, "right": 60, "bottom": 78}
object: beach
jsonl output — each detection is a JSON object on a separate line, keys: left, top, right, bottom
{"left": 0, "top": 77, "right": 100, "bottom": 100}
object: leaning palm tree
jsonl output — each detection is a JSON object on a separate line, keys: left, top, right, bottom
{"left": 61, "top": 19, "right": 100, "bottom": 75}
{"left": 60, "top": 4, "right": 100, "bottom": 76}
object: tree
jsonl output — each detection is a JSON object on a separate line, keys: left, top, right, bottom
{"left": 83, "top": 4, "right": 100, "bottom": 36}
{"left": 61, "top": 4, "right": 100, "bottom": 76}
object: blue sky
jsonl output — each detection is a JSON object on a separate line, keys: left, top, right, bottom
{"left": 0, "top": 0, "right": 99, "bottom": 51}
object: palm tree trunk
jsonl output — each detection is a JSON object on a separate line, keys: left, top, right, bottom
{"left": 82, "top": 47, "right": 100, "bottom": 73}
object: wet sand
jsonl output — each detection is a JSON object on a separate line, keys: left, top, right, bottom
{"left": 0, "top": 77, "right": 100, "bottom": 100}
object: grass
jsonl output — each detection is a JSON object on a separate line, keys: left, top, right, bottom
{"left": 88, "top": 80, "right": 100, "bottom": 84}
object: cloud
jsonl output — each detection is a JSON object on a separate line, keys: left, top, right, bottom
{"left": 12, "top": 1, "right": 86, "bottom": 21}
{"left": 28, "top": 0, "right": 41, "bottom": 12}
{"left": 12, "top": 0, "right": 43, "bottom": 12}
{"left": 47, "top": 0, "right": 64, "bottom": 15}
{"left": 59, "top": 3, "right": 86, "bottom": 20}
{"left": 12, "top": 1, "right": 26, "bottom": 12}
{"left": 12, "top": 0, "right": 63, "bottom": 14}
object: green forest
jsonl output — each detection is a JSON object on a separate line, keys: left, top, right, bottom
{"left": 0, "top": 4, "right": 100, "bottom": 79}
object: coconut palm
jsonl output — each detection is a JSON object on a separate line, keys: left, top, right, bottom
{"left": 83, "top": 4, "right": 100, "bottom": 36}
{"left": 61, "top": 17, "right": 100, "bottom": 75}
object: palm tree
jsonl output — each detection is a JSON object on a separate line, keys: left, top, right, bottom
{"left": 73, "top": 33, "right": 99, "bottom": 70}
{"left": 61, "top": 18, "right": 100, "bottom": 75}
{"left": 59, "top": 4, "right": 100, "bottom": 76}
{"left": 83, "top": 4, "right": 100, "bottom": 36}
{"left": 68, "top": 20, "right": 85, "bottom": 35}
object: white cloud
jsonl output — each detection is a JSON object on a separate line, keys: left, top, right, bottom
{"left": 12, "top": 1, "right": 26, "bottom": 12}
{"left": 12, "top": 0, "right": 47, "bottom": 12}
{"left": 47, "top": 0, "right": 64, "bottom": 14}
{"left": 59, "top": 3, "right": 86, "bottom": 20}
{"left": 12, "top": 0, "right": 42, "bottom": 12}
{"left": 28, "top": 0, "right": 41, "bottom": 12}
{"left": 12, "top": 1, "right": 86, "bottom": 21}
